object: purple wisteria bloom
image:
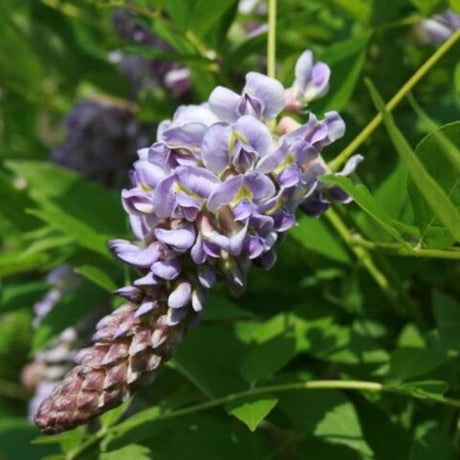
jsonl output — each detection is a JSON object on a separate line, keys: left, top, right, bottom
{"left": 35, "top": 49, "right": 362, "bottom": 435}
{"left": 413, "top": 9, "right": 460, "bottom": 45}
{"left": 285, "top": 50, "right": 331, "bottom": 113}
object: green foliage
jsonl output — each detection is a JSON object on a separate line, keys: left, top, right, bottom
{"left": 0, "top": 0, "right": 459, "bottom": 459}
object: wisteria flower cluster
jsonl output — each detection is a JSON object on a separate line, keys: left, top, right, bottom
{"left": 51, "top": 99, "right": 152, "bottom": 188}
{"left": 35, "top": 50, "right": 362, "bottom": 434}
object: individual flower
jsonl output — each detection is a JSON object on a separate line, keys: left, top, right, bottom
{"left": 412, "top": 9, "right": 460, "bottom": 45}
{"left": 35, "top": 49, "right": 361, "bottom": 434}
{"left": 285, "top": 50, "right": 331, "bottom": 113}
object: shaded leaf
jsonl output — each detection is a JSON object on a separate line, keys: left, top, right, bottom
{"left": 321, "top": 175, "right": 407, "bottom": 244}
{"left": 280, "top": 390, "right": 373, "bottom": 456}
{"left": 290, "top": 215, "right": 351, "bottom": 263}
{"left": 240, "top": 335, "right": 297, "bottom": 382}
{"left": 389, "top": 347, "right": 450, "bottom": 381}
{"left": 366, "top": 81, "right": 460, "bottom": 243}
{"left": 408, "top": 122, "right": 460, "bottom": 248}
{"left": 74, "top": 265, "right": 117, "bottom": 293}
{"left": 226, "top": 395, "right": 278, "bottom": 431}
{"left": 100, "top": 444, "right": 152, "bottom": 460}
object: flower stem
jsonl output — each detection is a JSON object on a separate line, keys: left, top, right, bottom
{"left": 267, "top": 0, "right": 277, "bottom": 79}
{"left": 328, "top": 29, "right": 460, "bottom": 172}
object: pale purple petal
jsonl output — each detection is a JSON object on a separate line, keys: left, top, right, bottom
{"left": 207, "top": 176, "right": 244, "bottom": 212}
{"left": 132, "top": 160, "right": 168, "bottom": 188}
{"left": 278, "top": 165, "right": 301, "bottom": 188}
{"left": 294, "top": 50, "right": 313, "bottom": 92}
{"left": 168, "top": 281, "right": 192, "bottom": 309}
{"left": 208, "top": 86, "right": 240, "bottom": 122}
{"left": 151, "top": 258, "right": 182, "bottom": 280}
{"left": 191, "top": 287, "right": 206, "bottom": 312}
{"left": 191, "top": 233, "right": 206, "bottom": 265}
{"left": 337, "top": 154, "right": 364, "bottom": 176}
{"left": 198, "top": 265, "right": 216, "bottom": 288}
{"left": 114, "top": 286, "right": 144, "bottom": 303}
{"left": 175, "top": 166, "right": 220, "bottom": 197}
{"left": 233, "top": 199, "right": 254, "bottom": 221}
{"left": 273, "top": 209, "right": 296, "bottom": 232}
{"left": 134, "top": 300, "right": 157, "bottom": 318}
{"left": 228, "top": 224, "right": 248, "bottom": 256}
{"left": 155, "top": 224, "right": 196, "bottom": 252}
{"left": 134, "top": 272, "right": 159, "bottom": 287}
{"left": 166, "top": 307, "right": 187, "bottom": 326}
{"left": 201, "top": 123, "right": 232, "bottom": 174}
{"left": 173, "top": 104, "right": 220, "bottom": 126}
{"left": 109, "top": 240, "right": 161, "bottom": 268}
{"left": 244, "top": 172, "right": 276, "bottom": 201}
{"left": 151, "top": 175, "right": 176, "bottom": 217}
{"left": 122, "top": 189, "right": 154, "bottom": 214}
{"left": 244, "top": 72, "right": 285, "bottom": 120}
{"left": 256, "top": 143, "right": 288, "bottom": 173}
{"left": 244, "top": 234, "right": 265, "bottom": 259}
{"left": 234, "top": 115, "right": 272, "bottom": 155}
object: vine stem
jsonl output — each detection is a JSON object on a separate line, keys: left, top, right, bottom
{"left": 267, "top": 0, "right": 277, "bottom": 80}
{"left": 328, "top": 29, "right": 460, "bottom": 172}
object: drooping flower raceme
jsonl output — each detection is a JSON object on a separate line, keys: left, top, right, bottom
{"left": 35, "top": 50, "right": 362, "bottom": 434}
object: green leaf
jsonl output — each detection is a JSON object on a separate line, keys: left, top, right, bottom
{"left": 297, "top": 438, "right": 364, "bottom": 460}
{"left": 389, "top": 347, "right": 450, "bottom": 381}
{"left": 0, "top": 280, "right": 48, "bottom": 314}
{"left": 100, "top": 445, "right": 152, "bottom": 460}
{"left": 409, "top": 422, "right": 457, "bottom": 460}
{"left": 32, "top": 280, "right": 104, "bottom": 351}
{"left": 226, "top": 396, "right": 278, "bottom": 431}
{"left": 240, "top": 335, "right": 297, "bottom": 382}
{"left": 28, "top": 205, "right": 109, "bottom": 256}
{"left": 173, "top": 324, "right": 248, "bottom": 397}
{"left": 366, "top": 80, "right": 460, "bottom": 243}
{"left": 189, "top": 0, "right": 238, "bottom": 37}
{"left": 5, "top": 161, "right": 126, "bottom": 249}
{"left": 432, "top": 290, "right": 460, "bottom": 351}
{"left": 408, "top": 122, "right": 460, "bottom": 248}
{"left": 280, "top": 390, "right": 373, "bottom": 456}
{"left": 328, "top": 0, "right": 372, "bottom": 22}
{"left": 202, "top": 293, "right": 253, "bottom": 321}
{"left": 0, "top": 418, "right": 59, "bottom": 460}
{"left": 290, "top": 215, "right": 351, "bottom": 264}
{"left": 353, "top": 394, "right": 411, "bottom": 460}
{"left": 320, "top": 174, "right": 407, "bottom": 243}
{"left": 411, "top": 0, "right": 445, "bottom": 14}
{"left": 317, "top": 34, "right": 370, "bottom": 113}
{"left": 104, "top": 412, "right": 271, "bottom": 458}
{"left": 0, "top": 173, "right": 41, "bottom": 231}
{"left": 451, "top": 0, "right": 460, "bottom": 13}
{"left": 0, "top": 249, "right": 50, "bottom": 277}
{"left": 74, "top": 265, "right": 117, "bottom": 293}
